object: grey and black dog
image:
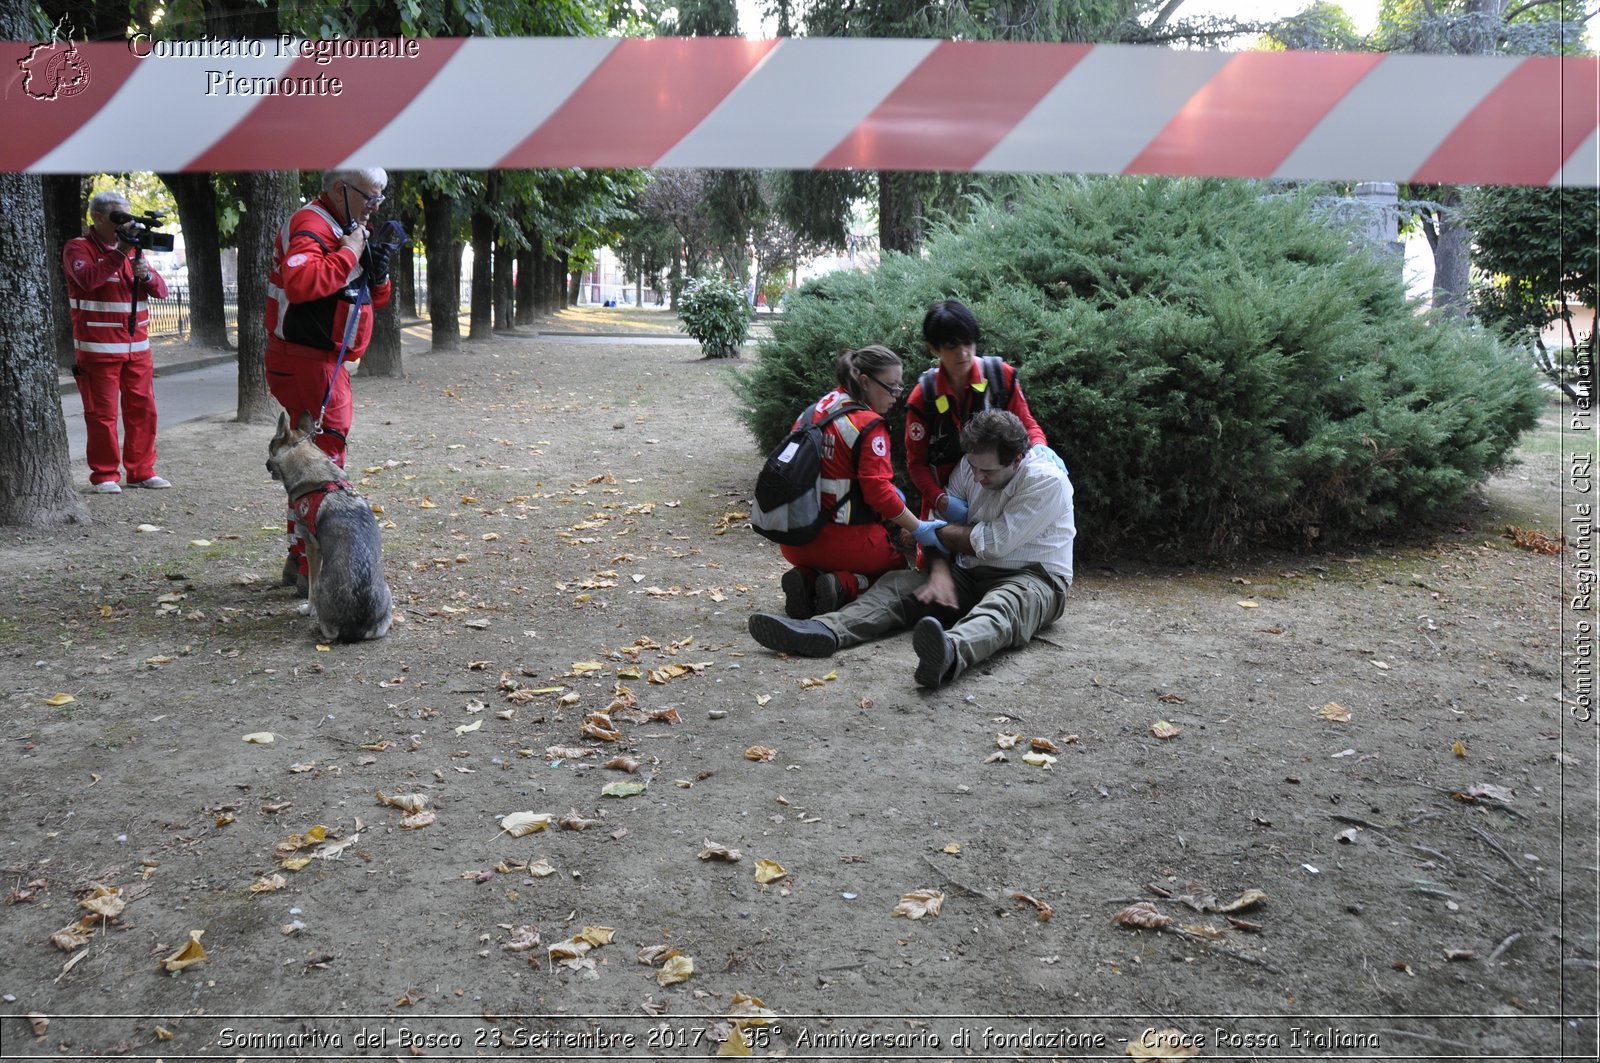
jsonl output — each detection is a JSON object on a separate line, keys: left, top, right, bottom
{"left": 267, "top": 411, "right": 393, "bottom": 643}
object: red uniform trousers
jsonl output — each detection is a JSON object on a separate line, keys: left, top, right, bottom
{"left": 780, "top": 521, "right": 906, "bottom": 602}
{"left": 266, "top": 340, "right": 354, "bottom": 578}
{"left": 75, "top": 354, "right": 158, "bottom": 485}
{"left": 265, "top": 341, "right": 353, "bottom": 466}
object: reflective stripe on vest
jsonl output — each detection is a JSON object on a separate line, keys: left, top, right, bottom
{"left": 822, "top": 412, "right": 865, "bottom": 524}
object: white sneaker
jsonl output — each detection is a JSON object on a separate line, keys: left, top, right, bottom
{"left": 131, "top": 476, "right": 171, "bottom": 489}
{"left": 91, "top": 481, "right": 122, "bottom": 494}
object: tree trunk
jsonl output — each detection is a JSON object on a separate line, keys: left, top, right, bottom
{"left": 468, "top": 206, "right": 493, "bottom": 341}
{"left": 235, "top": 170, "right": 296, "bottom": 424}
{"left": 363, "top": 296, "right": 404, "bottom": 378}
{"left": 0, "top": 170, "right": 89, "bottom": 527}
{"left": 493, "top": 231, "right": 515, "bottom": 331}
{"left": 877, "top": 170, "right": 923, "bottom": 255}
{"left": 420, "top": 186, "right": 459, "bottom": 352}
{"left": 1429, "top": 186, "right": 1472, "bottom": 318}
{"left": 396, "top": 202, "right": 420, "bottom": 320}
{"left": 564, "top": 254, "right": 577, "bottom": 307}
{"left": 533, "top": 247, "right": 554, "bottom": 316}
{"left": 41, "top": 175, "right": 82, "bottom": 370}
{"left": 515, "top": 243, "right": 535, "bottom": 325}
{"left": 157, "top": 171, "right": 230, "bottom": 348}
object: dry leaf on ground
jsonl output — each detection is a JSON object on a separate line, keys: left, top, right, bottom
{"left": 159, "top": 930, "right": 207, "bottom": 972}
{"left": 753, "top": 859, "right": 788, "bottom": 884}
{"left": 1012, "top": 891, "right": 1053, "bottom": 922}
{"left": 1112, "top": 902, "right": 1171, "bottom": 929}
{"left": 376, "top": 791, "right": 429, "bottom": 813}
{"left": 1317, "top": 702, "right": 1351, "bottom": 722}
{"left": 1151, "top": 720, "right": 1182, "bottom": 739}
{"left": 699, "top": 840, "right": 742, "bottom": 862}
{"left": 891, "top": 889, "right": 945, "bottom": 920}
{"left": 499, "top": 811, "right": 552, "bottom": 837}
{"left": 1215, "top": 888, "right": 1268, "bottom": 913}
{"left": 656, "top": 954, "right": 695, "bottom": 986}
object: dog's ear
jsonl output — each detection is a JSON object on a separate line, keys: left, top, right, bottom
{"left": 269, "top": 411, "right": 291, "bottom": 452}
{"left": 296, "top": 411, "right": 316, "bottom": 437}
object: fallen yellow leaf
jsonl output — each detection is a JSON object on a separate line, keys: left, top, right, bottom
{"left": 1317, "top": 702, "right": 1351, "bottom": 723}
{"left": 754, "top": 859, "right": 788, "bottom": 884}
{"left": 656, "top": 954, "right": 695, "bottom": 986}
{"left": 499, "top": 811, "right": 552, "bottom": 837}
{"left": 159, "top": 930, "right": 207, "bottom": 972}
{"left": 42, "top": 693, "right": 75, "bottom": 707}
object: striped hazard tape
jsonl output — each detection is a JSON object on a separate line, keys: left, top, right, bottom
{"left": 3, "top": 37, "right": 1596, "bottom": 184}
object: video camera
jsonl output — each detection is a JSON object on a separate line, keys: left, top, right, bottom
{"left": 108, "top": 209, "right": 175, "bottom": 253}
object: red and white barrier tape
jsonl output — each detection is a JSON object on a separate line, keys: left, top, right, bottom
{"left": 3, "top": 37, "right": 1596, "bottom": 184}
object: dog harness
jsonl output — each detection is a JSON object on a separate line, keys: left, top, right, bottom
{"left": 290, "top": 479, "right": 354, "bottom": 536}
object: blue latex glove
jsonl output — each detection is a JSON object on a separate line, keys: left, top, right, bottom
{"left": 1031, "top": 443, "right": 1067, "bottom": 474}
{"left": 914, "top": 519, "right": 949, "bottom": 555}
{"left": 940, "top": 493, "right": 969, "bottom": 524}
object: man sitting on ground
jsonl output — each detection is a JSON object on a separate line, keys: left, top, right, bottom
{"left": 748, "top": 409, "right": 1074, "bottom": 689}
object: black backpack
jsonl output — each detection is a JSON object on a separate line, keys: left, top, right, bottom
{"left": 751, "top": 401, "right": 880, "bottom": 546}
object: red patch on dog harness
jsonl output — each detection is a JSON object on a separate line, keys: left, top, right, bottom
{"left": 291, "top": 480, "right": 352, "bottom": 536}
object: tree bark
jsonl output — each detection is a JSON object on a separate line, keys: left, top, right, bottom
{"left": 493, "top": 231, "right": 515, "bottom": 331}
{"left": 420, "top": 186, "right": 459, "bottom": 352}
{"left": 363, "top": 295, "right": 404, "bottom": 378}
{"left": 468, "top": 206, "right": 493, "bottom": 341}
{"left": 1429, "top": 185, "right": 1472, "bottom": 318}
{"left": 564, "top": 253, "right": 577, "bottom": 307}
{"left": 41, "top": 175, "right": 83, "bottom": 370}
{"left": 514, "top": 243, "right": 535, "bottom": 326}
{"left": 395, "top": 198, "right": 420, "bottom": 320}
{"left": 235, "top": 170, "right": 296, "bottom": 424}
{"left": 0, "top": 169, "right": 89, "bottom": 527}
{"left": 877, "top": 170, "right": 923, "bottom": 255}
{"left": 157, "top": 171, "right": 231, "bottom": 348}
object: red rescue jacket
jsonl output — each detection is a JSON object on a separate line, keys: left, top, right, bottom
{"left": 62, "top": 232, "right": 168, "bottom": 363}
{"left": 265, "top": 196, "right": 392, "bottom": 361}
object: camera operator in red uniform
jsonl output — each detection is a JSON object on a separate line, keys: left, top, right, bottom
{"left": 264, "top": 167, "right": 395, "bottom": 591}
{"left": 62, "top": 190, "right": 171, "bottom": 493}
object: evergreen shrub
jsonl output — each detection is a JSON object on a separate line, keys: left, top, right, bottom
{"left": 734, "top": 177, "right": 1543, "bottom": 556}
{"left": 678, "top": 274, "right": 750, "bottom": 358}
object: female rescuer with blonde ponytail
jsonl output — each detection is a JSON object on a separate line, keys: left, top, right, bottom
{"left": 775, "top": 345, "right": 943, "bottom": 620}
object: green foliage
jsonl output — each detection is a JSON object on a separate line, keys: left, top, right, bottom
{"left": 736, "top": 177, "right": 1544, "bottom": 557}
{"left": 678, "top": 275, "right": 750, "bottom": 358}
{"left": 1466, "top": 184, "right": 1597, "bottom": 396}
{"left": 1467, "top": 185, "right": 1598, "bottom": 337}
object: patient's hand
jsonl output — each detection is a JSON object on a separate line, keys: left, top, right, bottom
{"left": 914, "top": 560, "right": 959, "bottom": 610}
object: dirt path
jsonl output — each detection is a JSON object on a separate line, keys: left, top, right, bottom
{"left": 1, "top": 322, "right": 1593, "bottom": 1060}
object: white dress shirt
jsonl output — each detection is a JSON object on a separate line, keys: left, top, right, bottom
{"left": 946, "top": 451, "right": 1075, "bottom": 584}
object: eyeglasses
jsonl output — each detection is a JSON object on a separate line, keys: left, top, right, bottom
{"left": 868, "top": 373, "right": 905, "bottom": 398}
{"left": 345, "top": 182, "right": 385, "bottom": 207}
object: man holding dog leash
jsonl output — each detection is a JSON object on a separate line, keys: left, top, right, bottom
{"left": 264, "top": 167, "right": 404, "bottom": 593}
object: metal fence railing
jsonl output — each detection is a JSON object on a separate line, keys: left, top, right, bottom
{"left": 146, "top": 284, "right": 240, "bottom": 339}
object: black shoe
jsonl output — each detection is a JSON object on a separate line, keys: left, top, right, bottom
{"left": 781, "top": 567, "right": 814, "bottom": 620}
{"left": 812, "top": 573, "right": 843, "bottom": 616}
{"left": 912, "top": 616, "right": 957, "bottom": 689}
{"left": 749, "top": 613, "right": 838, "bottom": 658}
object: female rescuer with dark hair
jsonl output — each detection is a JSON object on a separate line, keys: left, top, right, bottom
{"left": 776, "top": 345, "right": 941, "bottom": 620}
{"left": 903, "top": 299, "right": 1065, "bottom": 524}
